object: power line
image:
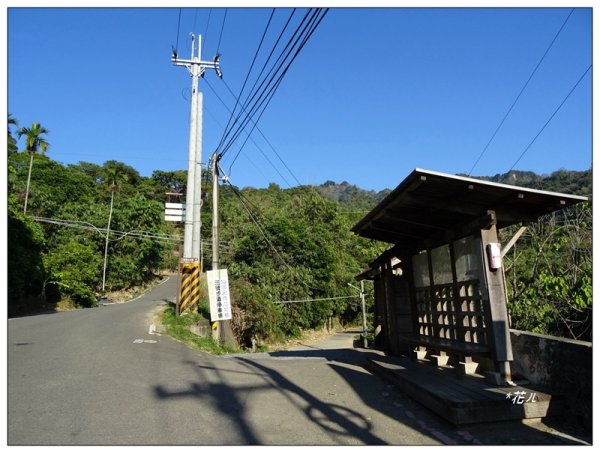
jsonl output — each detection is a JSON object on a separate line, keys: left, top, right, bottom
{"left": 217, "top": 9, "right": 276, "bottom": 153}
{"left": 203, "top": 103, "right": 274, "bottom": 185}
{"left": 222, "top": 176, "right": 318, "bottom": 292}
{"left": 220, "top": 77, "right": 302, "bottom": 186}
{"left": 201, "top": 8, "right": 212, "bottom": 55}
{"left": 32, "top": 215, "right": 232, "bottom": 248}
{"left": 274, "top": 295, "right": 358, "bottom": 304}
{"left": 32, "top": 216, "right": 181, "bottom": 244}
{"left": 49, "top": 151, "right": 188, "bottom": 163}
{"left": 468, "top": 8, "right": 575, "bottom": 176}
{"left": 217, "top": 8, "right": 325, "bottom": 159}
{"left": 204, "top": 78, "right": 293, "bottom": 187}
{"left": 219, "top": 9, "right": 320, "bottom": 159}
{"left": 507, "top": 64, "right": 591, "bottom": 173}
{"left": 221, "top": 8, "right": 328, "bottom": 171}
{"left": 216, "top": 8, "right": 228, "bottom": 55}
{"left": 174, "top": 8, "right": 182, "bottom": 55}
{"left": 221, "top": 8, "right": 297, "bottom": 149}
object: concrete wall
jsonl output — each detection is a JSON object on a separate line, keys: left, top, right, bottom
{"left": 509, "top": 329, "right": 592, "bottom": 430}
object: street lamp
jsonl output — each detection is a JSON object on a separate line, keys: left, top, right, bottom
{"left": 348, "top": 281, "right": 368, "bottom": 348}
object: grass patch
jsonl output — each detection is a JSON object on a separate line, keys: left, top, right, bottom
{"left": 161, "top": 306, "right": 242, "bottom": 355}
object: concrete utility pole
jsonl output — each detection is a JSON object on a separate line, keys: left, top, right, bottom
{"left": 172, "top": 34, "right": 221, "bottom": 261}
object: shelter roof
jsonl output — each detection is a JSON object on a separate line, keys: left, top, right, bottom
{"left": 351, "top": 168, "right": 587, "bottom": 250}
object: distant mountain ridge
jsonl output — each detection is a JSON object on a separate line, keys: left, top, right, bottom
{"left": 467, "top": 169, "right": 592, "bottom": 196}
{"left": 316, "top": 169, "right": 591, "bottom": 210}
{"left": 315, "top": 180, "right": 391, "bottom": 211}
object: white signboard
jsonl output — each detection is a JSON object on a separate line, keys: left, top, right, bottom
{"left": 164, "top": 203, "right": 186, "bottom": 222}
{"left": 207, "top": 269, "right": 232, "bottom": 321}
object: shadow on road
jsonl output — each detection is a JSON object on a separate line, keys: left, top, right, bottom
{"left": 263, "top": 346, "right": 590, "bottom": 446}
{"left": 152, "top": 338, "right": 589, "bottom": 446}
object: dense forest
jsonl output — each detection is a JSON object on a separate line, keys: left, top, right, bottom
{"left": 7, "top": 116, "right": 592, "bottom": 344}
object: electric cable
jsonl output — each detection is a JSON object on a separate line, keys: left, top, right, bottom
{"left": 174, "top": 8, "right": 182, "bottom": 55}
{"left": 507, "top": 64, "right": 591, "bottom": 172}
{"left": 220, "top": 77, "right": 302, "bottom": 186}
{"left": 216, "top": 8, "right": 228, "bottom": 55}
{"left": 216, "top": 9, "right": 276, "bottom": 152}
{"left": 220, "top": 8, "right": 328, "bottom": 167}
{"left": 468, "top": 8, "right": 575, "bottom": 176}
{"left": 205, "top": 78, "right": 293, "bottom": 187}
{"left": 274, "top": 295, "right": 358, "bottom": 304}
{"left": 223, "top": 177, "right": 319, "bottom": 291}
{"left": 201, "top": 8, "right": 212, "bottom": 55}
{"left": 225, "top": 9, "right": 328, "bottom": 171}
{"left": 218, "top": 9, "right": 319, "bottom": 157}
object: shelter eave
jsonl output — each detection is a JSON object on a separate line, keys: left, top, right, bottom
{"left": 351, "top": 168, "right": 588, "bottom": 247}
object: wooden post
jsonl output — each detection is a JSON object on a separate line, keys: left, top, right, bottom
{"left": 479, "top": 219, "right": 513, "bottom": 382}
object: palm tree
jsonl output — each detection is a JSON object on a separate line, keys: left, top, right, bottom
{"left": 17, "top": 122, "right": 49, "bottom": 214}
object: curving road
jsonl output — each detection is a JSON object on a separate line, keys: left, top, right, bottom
{"left": 7, "top": 276, "right": 588, "bottom": 446}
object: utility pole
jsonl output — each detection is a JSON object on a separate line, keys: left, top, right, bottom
{"left": 348, "top": 281, "right": 368, "bottom": 348}
{"left": 211, "top": 152, "right": 222, "bottom": 342}
{"left": 171, "top": 34, "right": 222, "bottom": 316}
{"left": 172, "top": 33, "right": 222, "bottom": 262}
{"left": 101, "top": 185, "right": 115, "bottom": 292}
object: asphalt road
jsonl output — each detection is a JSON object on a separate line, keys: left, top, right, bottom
{"left": 6, "top": 276, "right": 590, "bottom": 446}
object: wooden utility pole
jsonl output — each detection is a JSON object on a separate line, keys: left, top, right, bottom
{"left": 211, "top": 152, "right": 222, "bottom": 342}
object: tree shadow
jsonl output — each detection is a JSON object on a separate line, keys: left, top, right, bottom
{"left": 152, "top": 352, "right": 386, "bottom": 445}
{"left": 258, "top": 346, "right": 590, "bottom": 445}
{"left": 151, "top": 340, "right": 589, "bottom": 445}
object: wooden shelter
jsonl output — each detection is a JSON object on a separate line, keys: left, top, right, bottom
{"left": 352, "top": 169, "right": 587, "bottom": 384}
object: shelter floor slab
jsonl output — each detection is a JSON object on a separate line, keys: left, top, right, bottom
{"left": 365, "top": 353, "right": 565, "bottom": 425}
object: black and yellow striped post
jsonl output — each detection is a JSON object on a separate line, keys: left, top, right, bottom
{"left": 178, "top": 260, "right": 201, "bottom": 314}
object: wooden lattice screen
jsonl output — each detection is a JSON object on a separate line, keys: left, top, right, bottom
{"left": 414, "top": 279, "right": 487, "bottom": 346}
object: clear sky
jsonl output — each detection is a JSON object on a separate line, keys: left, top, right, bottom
{"left": 6, "top": 3, "right": 594, "bottom": 192}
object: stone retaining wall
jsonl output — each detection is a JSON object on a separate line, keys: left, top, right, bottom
{"left": 509, "top": 329, "right": 592, "bottom": 431}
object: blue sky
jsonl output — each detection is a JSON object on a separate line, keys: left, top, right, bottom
{"left": 6, "top": 5, "right": 593, "bottom": 192}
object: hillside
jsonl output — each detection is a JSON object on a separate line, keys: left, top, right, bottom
{"left": 467, "top": 168, "right": 592, "bottom": 196}
{"left": 315, "top": 180, "right": 390, "bottom": 211}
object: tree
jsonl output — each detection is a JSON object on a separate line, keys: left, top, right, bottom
{"left": 101, "top": 165, "right": 129, "bottom": 292}
{"left": 7, "top": 194, "right": 46, "bottom": 312}
{"left": 8, "top": 114, "right": 19, "bottom": 154}
{"left": 17, "top": 122, "right": 49, "bottom": 214}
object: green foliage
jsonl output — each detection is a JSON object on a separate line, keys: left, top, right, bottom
{"left": 7, "top": 116, "right": 591, "bottom": 343}
{"left": 43, "top": 236, "right": 102, "bottom": 307}
{"left": 161, "top": 307, "right": 241, "bottom": 355}
{"left": 7, "top": 118, "right": 178, "bottom": 311}
{"left": 17, "top": 122, "right": 49, "bottom": 155}
{"left": 215, "top": 184, "right": 385, "bottom": 346}
{"left": 102, "top": 194, "right": 167, "bottom": 290}
{"left": 503, "top": 201, "right": 592, "bottom": 341}
{"left": 7, "top": 195, "right": 46, "bottom": 308}
{"left": 8, "top": 114, "right": 19, "bottom": 154}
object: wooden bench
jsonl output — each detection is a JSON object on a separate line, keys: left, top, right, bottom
{"left": 398, "top": 334, "right": 490, "bottom": 376}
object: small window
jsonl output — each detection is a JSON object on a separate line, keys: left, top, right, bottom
{"left": 431, "top": 244, "right": 453, "bottom": 285}
{"left": 453, "top": 236, "right": 484, "bottom": 283}
{"left": 412, "top": 251, "right": 430, "bottom": 287}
